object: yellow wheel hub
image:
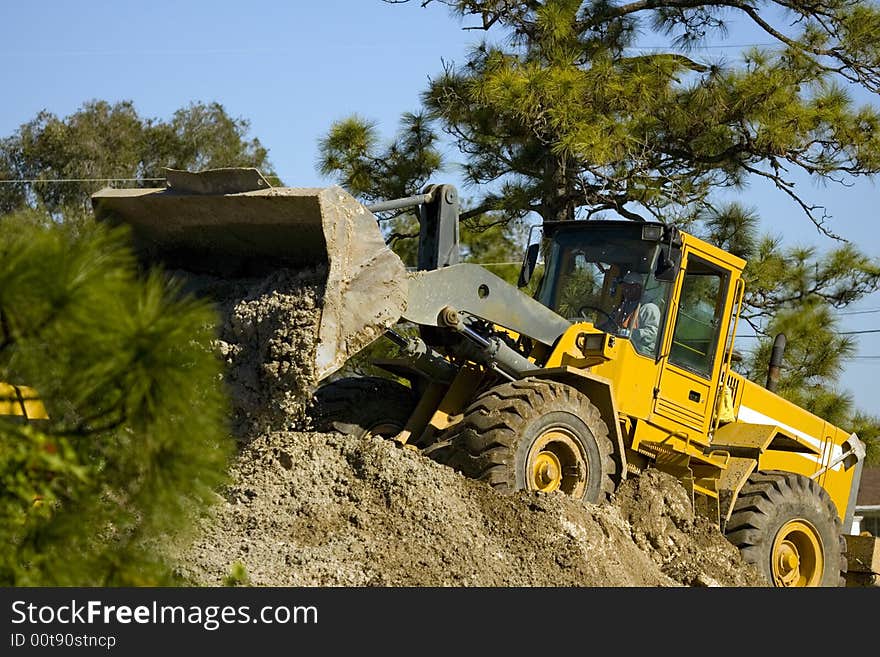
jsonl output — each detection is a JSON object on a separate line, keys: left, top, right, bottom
{"left": 527, "top": 428, "right": 587, "bottom": 498}
{"left": 532, "top": 452, "right": 562, "bottom": 491}
{"left": 771, "top": 519, "right": 824, "bottom": 587}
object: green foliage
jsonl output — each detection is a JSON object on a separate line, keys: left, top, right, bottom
{"left": 318, "top": 112, "right": 441, "bottom": 204}
{"left": 318, "top": 113, "right": 528, "bottom": 273}
{"left": 412, "top": 0, "right": 880, "bottom": 233}
{"left": 0, "top": 99, "right": 276, "bottom": 584}
{"left": 0, "top": 216, "right": 233, "bottom": 585}
{"left": 0, "top": 100, "right": 273, "bottom": 219}
{"left": 223, "top": 561, "right": 251, "bottom": 587}
{"left": 850, "top": 412, "right": 880, "bottom": 465}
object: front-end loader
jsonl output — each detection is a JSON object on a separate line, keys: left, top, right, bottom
{"left": 90, "top": 167, "right": 876, "bottom": 587}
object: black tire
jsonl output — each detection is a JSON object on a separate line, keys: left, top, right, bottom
{"left": 310, "top": 376, "right": 416, "bottom": 439}
{"left": 426, "top": 378, "right": 616, "bottom": 504}
{"left": 725, "top": 470, "right": 847, "bottom": 587}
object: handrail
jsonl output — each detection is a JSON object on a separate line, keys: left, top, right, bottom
{"left": 711, "top": 276, "right": 745, "bottom": 438}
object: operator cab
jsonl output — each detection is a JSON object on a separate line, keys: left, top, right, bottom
{"left": 532, "top": 220, "right": 681, "bottom": 358}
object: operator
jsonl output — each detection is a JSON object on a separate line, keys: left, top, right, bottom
{"left": 605, "top": 271, "right": 661, "bottom": 355}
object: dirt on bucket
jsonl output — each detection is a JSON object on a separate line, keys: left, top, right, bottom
{"left": 173, "top": 266, "right": 326, "bottom": 441}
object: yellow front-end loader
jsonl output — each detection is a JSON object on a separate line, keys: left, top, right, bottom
{"left": 88, "top": 167, "right": 875, "bottom": 587}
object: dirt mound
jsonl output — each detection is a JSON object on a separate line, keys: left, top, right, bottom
{"left": 166, "top": 266, "right": 768, "bottom": 587}
{"left": 170, "top": 430, "right": 766, "bottom": 587}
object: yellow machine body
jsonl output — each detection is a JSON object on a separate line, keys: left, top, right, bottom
{"left": 0, "top": 382, "right": 48, "bottom": 422}
{"left": 393, "top": 227, "right": 862, "bottom": 535}
{"left": 546, "top": 229, "right": 861, "bottom": 529}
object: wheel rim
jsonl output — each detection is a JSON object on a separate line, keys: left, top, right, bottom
{"left": 526, "top": 428, "right": 587, "bottom": 497}
{"left": 771, "top": 519, "right": 824, "bottom": 587}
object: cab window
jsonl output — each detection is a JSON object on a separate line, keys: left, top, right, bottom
{"left": 669, "top": 257, "right": 727, "bottom": 377}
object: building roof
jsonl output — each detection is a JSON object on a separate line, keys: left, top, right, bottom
{"left": 857, "top": 466, "right": 880, "bottom": 507}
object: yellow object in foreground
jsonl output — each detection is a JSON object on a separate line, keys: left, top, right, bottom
{"left": 0, "top": 382, "right": 48, "bottom": 421}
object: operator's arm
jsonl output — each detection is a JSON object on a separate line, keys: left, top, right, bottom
{"left": 632, "top": 302, "right": 661, "bottom": 355}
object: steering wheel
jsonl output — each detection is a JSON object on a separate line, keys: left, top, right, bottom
{"left": 577, "top": 304, "right": 616, "bottom": 328}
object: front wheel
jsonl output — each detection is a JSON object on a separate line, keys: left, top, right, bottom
{"left": 426, "top": 379, "right": 617, "bottom": 505}
{"left": 725, "top": 470, "right": 846, "bottom": 587}
{"left": 310, "top": 376, "right": 416, "bottom": 440}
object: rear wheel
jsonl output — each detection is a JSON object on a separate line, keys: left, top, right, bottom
{"left": 427, "top": 378, "right": 616, "bottom": 504}
{"left": 725, "top": 470, "right": 846, "bottom": 587}
{"left": 310, "top": 376, "right": 416, "bottom": 439}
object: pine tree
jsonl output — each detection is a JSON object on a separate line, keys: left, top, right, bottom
{"left": 0, "top": 215, "right": 232, "bottom": 585}
{"left": 0, "top": 100, "right": 270, "bottom": 583}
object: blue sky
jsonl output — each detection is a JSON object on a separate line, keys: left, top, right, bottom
{"left": 1, "top": 1, "right": 877, "bottom": 417}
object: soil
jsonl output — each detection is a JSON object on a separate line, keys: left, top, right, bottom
{"left": 173, "top": 266, "right": 326, "bottom": 441}
{"left": 165, "top": 267, "right": 770, "bottom": 588}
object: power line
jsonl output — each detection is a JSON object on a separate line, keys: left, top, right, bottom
{"left": 736, "top": 328, "right": 880, "bottom": 339}
{"left": 0, "top": 42, "right": 783, "bottom": 59}
{"left": 837, "top": 308, "right": 880, "bottom": 316}
{"left": 627, "top": 42, "right": 777, "bottom": 51}
{"left": 0, "top": 175, "right": 287, "bottom": 184}
{"left": 0, "top": 178, "right": 165, "bottom": 184}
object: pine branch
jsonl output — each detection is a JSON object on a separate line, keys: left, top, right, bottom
{"left": 740, "top": 163, "right": 843, "bottom": 240}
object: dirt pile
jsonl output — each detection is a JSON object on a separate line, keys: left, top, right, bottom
{"left": 167, "top": 267, "right": 768, "bottom": 587}
{"left": 171, "top": 430, "right": 767, "bottom": 587}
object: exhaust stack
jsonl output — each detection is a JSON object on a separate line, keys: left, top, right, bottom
{"left": 766, "top": 333, "right": 786, "bottom": 392}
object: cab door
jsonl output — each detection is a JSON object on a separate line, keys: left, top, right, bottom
{"left": 652, "top": 251, "right": 732, "bottom": 437}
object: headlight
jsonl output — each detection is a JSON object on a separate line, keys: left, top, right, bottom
{"left": 642, "top": 224, "right": 663, "bottom": 241}
{"left": 578, "top": 333, "right": 605, "bottom": 353}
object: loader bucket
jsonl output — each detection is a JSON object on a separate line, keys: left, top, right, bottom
{"left": 91, "top": 168, "right": 408, "bottom": 381}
